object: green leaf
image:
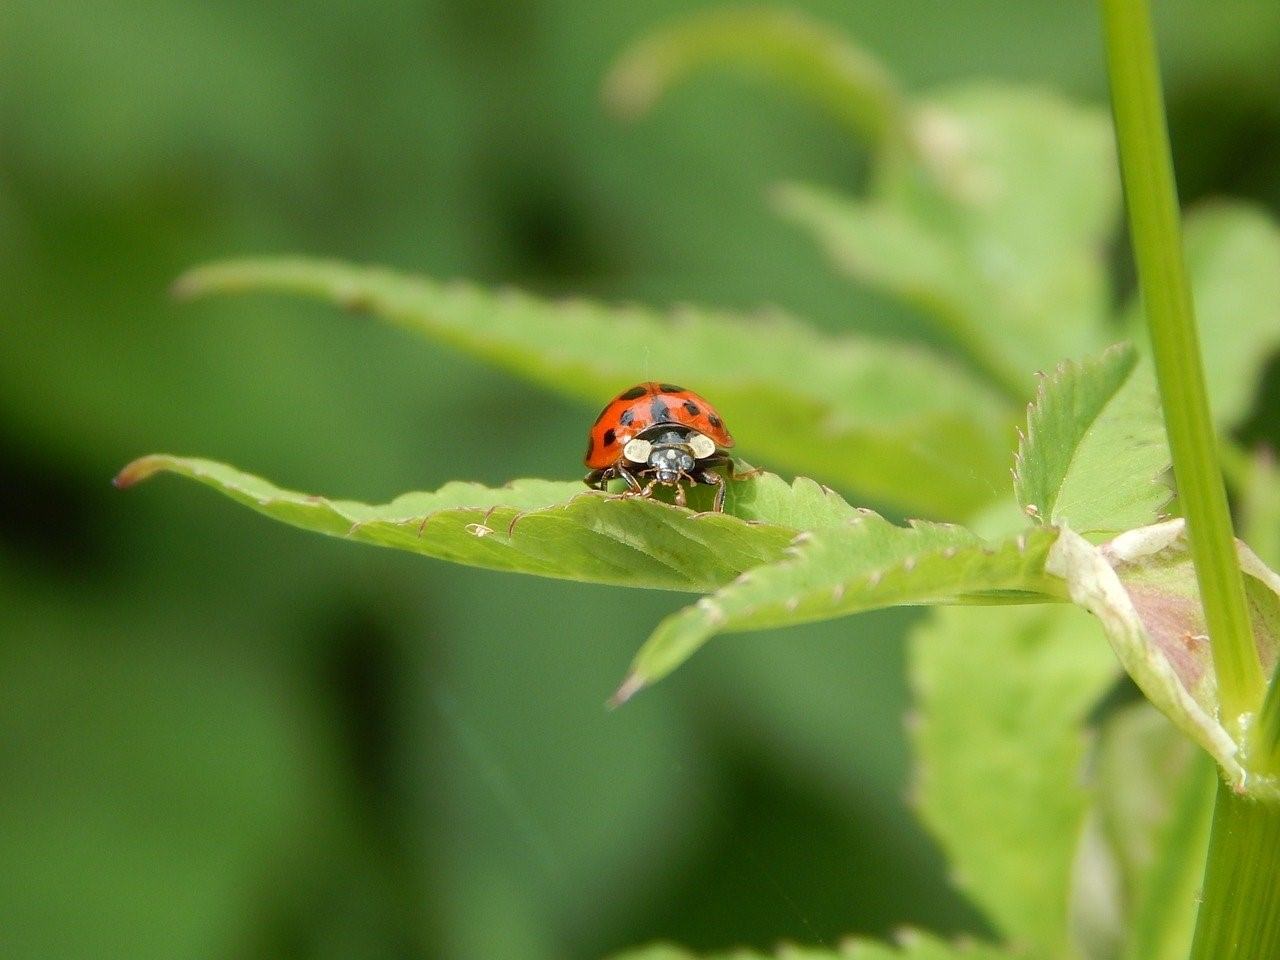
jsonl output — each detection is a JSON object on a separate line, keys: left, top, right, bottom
{"left": 608, "top": 931, "right": 1014, "bottom": 960}
{"left": 910, "top": 605, "right": 1119, "bottom": 957}
{"left": 1014, "top": 343, "right": 1171, "bottom": 536}
{"left": 774, "top": 184, "right": 1021, "bottom": 397}
{"left": 1086, "top": 703, "right": 1215, "bottom": 960}
{"left": 603, "top": 15, "right": 1117, "bottom": 400}
{"left": 616, "top": 516, "right": 1065, "bottom": 702}
{"left": 1128, "top": 202, "right": 1280, "bottom": 429}
{"left": 601, "top": 7, "right": 906, "bottom": 150}
{"left": 174, "top": 258, "right": 1012, "bottom": 518}
{"left": 114, "top": 455, "right": 859, "bottom": 592}
{"left": 902, "top": 86, "right": 1117, "bottom": 320}
{"left": 781, "top": 85, "right": 1117, "bottom": 394}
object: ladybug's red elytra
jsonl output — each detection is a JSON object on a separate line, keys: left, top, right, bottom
{"left": 583, "top": 381, "right": 746, "bottom": 511}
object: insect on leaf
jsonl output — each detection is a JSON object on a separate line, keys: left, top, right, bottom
{"left": 174, "top": 258, "right": 1011, "bottom": 519}
{"left": 114, "top": 455, "right": 860, "bottom": 593}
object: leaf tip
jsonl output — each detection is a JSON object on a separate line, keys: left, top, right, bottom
{"left": 607, "top": 672, "right": 647, "bottom": 709}
{"left": 113, "top": 456, "right": 166, "bottom": 490}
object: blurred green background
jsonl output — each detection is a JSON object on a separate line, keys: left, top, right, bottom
{"left": 3, "top": 2, "right": 1279, "bottom": 958}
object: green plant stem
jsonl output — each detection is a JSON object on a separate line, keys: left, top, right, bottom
{"left": 1100, "top": 1, "right": 1279, "bottom": 956}
{"left": 1188, "top": 780, "right": 1280, "bottom": 957}
{"left": 1100, "top": 0, "right": 1263, "bottom": 731}
{"left": 1260, "top": 660, "right": 1280, "bottom": 777}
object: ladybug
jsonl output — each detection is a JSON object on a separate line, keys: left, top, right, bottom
{"left": 584, "top": 382, "right": 742, "bottom": 511}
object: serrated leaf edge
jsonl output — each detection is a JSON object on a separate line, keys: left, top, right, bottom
{"left": 615, "top": 516, "right": 1063, "bottom": 703}
{"left": 1013, "top": 342, "right": 1137, "bottom": 525}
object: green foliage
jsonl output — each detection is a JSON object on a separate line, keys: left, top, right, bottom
{"left": 613, "top": 10, "right": 1120, "bottom": 399}
{"left": 1014, "top": 344, "right": 1170, "bottom": 536}
{"left": 910, "top": 605, "right": 1118, "bottom": 958}
{"left": 601, "top": 7, "right": 906, "bottom": 149}
{"left": 776, "top": 83, "right": 1115, "bottom": 396}
{"left": 92, "top": 4, "right": 1280, "bottom": 959}
{"left": 176, "top": 258, "right": 1010, "bottom": 519}
{"left": 115, "top": 456, "right": 858, "bottom": 592}
{"left": 124, "top": 451, "right": 1280, "bottom": 793}
{"left": 1088, "top": 704, "right": 1214, "bottom": 960}
{"left": 122, "top": 0, "right": 1280, "bottom": 819}
{"left": 618, "top": 520, "right": 1062, "bottom": 702}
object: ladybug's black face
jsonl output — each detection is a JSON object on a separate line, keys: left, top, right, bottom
{"left": 639, "top": 428, "right": 698, "bottom": 481}
{"left": 649, "top": 446, "right": 695, "bottom": 482}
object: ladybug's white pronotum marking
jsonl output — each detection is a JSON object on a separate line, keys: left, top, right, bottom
{"left": 623, "top": 437, "right": 652, "bottom": 463}
{"left": 687, "top": 433, "right": 716, "bottom": 459}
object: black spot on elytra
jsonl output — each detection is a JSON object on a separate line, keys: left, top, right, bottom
{"left": 659, "top": 383, "right": 685, "bottom": 393}
{"left": 619, "top": 385, "right": 647, "bottom": 400}
{"left": 708, "top": 414, "right": 722, "bottom": 429}
{"left": 602, "top": 428, "right": 617, "bottom": 446}
{"left": 618, "top": 409, "right": 635, "bottom": 426}
{"left": 683, "top": 400, "right": 701, "bottom": 417}
{"left": 650, "top": 398, "right": 672, "bottom": 423}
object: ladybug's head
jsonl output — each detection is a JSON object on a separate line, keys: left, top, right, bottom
{"left": 622, "top": 426, "right": 717, "bottom": 482}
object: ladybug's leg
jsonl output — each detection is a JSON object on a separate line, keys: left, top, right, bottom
{"left": 616, "top": 465, "right": 644, "bottom": 494}
{"left": 698, "top": 469, "right": 727, "bottom": 512}
{"left": 584, "top": 468, "right": 611, "bottom": 491}
{"left": 673, "top": 483, "right": 687, "bottom": 508}
{"left": 605, "top": 465, "right": 648, "bottom": 501}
